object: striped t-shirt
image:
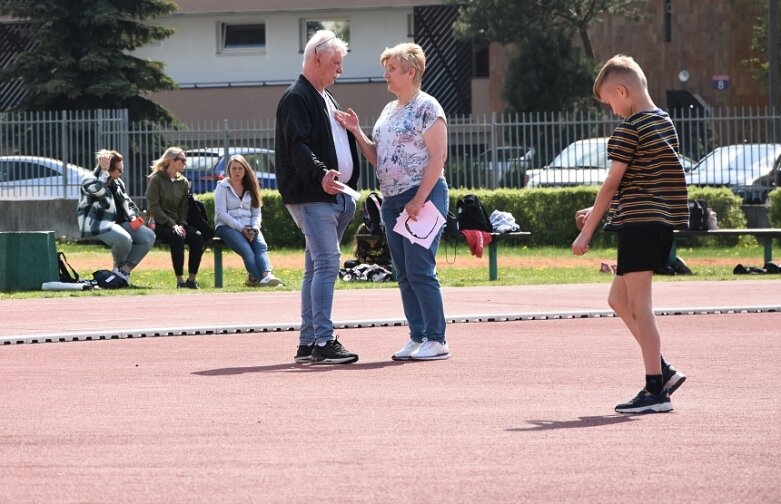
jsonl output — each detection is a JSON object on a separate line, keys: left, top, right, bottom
{"left": 604, "top": 109, "right": 689, "bottom": 231}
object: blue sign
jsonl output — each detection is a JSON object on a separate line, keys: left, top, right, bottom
{"left": 712, "top": 75, "right": 730, "bottom": 90}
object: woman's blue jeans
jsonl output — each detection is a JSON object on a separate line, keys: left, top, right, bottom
{"left": 286, "top": 193, "right": 356, "bottom": 345}
{"left": 381, "top": 179, "right": 448, "bottom": 343}
{"left": 215, "top": 225, "right": 272, "bottom": 280}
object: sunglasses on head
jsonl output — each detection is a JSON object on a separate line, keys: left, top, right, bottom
{"left": 314, "top": 36, "right": 335, "bottom": 55}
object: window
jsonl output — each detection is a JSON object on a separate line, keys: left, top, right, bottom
{"left": 300, "top": 19, "right": 349, "bottom": 51}
{"left": 473, "top": 43, "right": 489, "bottom": 78}
{"left": 219, "top": 22, "right": 266, "bottom": 53}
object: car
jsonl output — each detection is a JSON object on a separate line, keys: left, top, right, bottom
{"left": 526, "top": 138, "right": 609, "bottom": 188}
{"left": 685, "top": 143, "right": 781, "bottom": 203}
{"left": 526, "top": 137, "right": 698, "bottom": 188}
{"left": 185, "top": 147, "right": 277, "bottom": 193}
{"left": 475, "top": 146, "right": 536, "bottom": 173}
{"left": 0, "top": 155, "right": 91, "bottom": 199}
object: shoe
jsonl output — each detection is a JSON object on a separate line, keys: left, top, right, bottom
{"left": 177, "top": 281, "right": 187, "bottom": 289}
{"left": 310, "top": 336, "right": 359, "bottom": 364}
{"left": 294, "top": 344, "right": 314, "bottom": 363}
{"left": 409, "top": 338, "right": 450, "bottom": 361}
{"left": 245, "top": 275, "right": 260, "bottom": 287}
{"left": 258, "top": 274, "right": 283, "bottom": 287}
{"left": 663, "top": 365, "right": 687, "bottom": 395}
{"left": 615, "top": 388, "right": 673, "bottom": 414}
{"left": 391, "top": 339, "right": 421, "bottom": 361}
{"left": 184, "top": 279, "right": 199, "bottom": 289}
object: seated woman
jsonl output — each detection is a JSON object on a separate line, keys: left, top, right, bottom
{"left": 77, "top": 149, "right": 155, "bottom": 285}
{"left": 146, "top": 147, "right": 204, "bottom": 289}
{"left": 214, "top": 154, "right": 282, "bottom": 287}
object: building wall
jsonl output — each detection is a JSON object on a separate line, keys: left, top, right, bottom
{"left": 589, "top": 0, "right": 770, "bottom": 109}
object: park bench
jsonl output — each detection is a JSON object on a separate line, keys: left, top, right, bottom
{"left": 672, "top": 228, "right": 781, "bottom": 265}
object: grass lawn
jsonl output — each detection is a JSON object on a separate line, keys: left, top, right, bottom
{"left": 1, "top": 240, "right": 777, "bottom": 299}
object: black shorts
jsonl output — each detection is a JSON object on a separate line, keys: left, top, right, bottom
{"left": 615, "top": 225, "right": 673, "bottom": 276}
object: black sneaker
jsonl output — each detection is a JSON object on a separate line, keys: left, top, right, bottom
{"left": 184, "top": 279, "right": 200, "bottom": 289}
{"left": 294, "top": 344, "right": 314, "bottom": 363}
{"left": 663, "top": 365, "right": 687, "bottom": 394}
{"left": 615, "top": 388, "right": 673, "bottom": 414}
{"left": 310, "top": 337, "right": 359, "bottom": 364}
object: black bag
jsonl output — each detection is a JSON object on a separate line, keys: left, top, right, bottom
{"left": 456, "top": 194, "right": 493, "bottom": 232}
{"left": 58, "top": 251, "right": 79, "bottom": 283}
{"left": 188, "top": 193, "right": 215, "bottom": 240}
{"left": 354, "top": 223, "right": 392, "bottom": 267}
{"left": 92, "top": 269, "right": 128, "bottom": 289}
{"left": 688, "top": 199, "right": 709, "bottom": 231}
{"left": 361, "top": 192, "right": 384, "bottom": 235}
{"left": 444, "top": 211, "right": 460, "bottom": 239}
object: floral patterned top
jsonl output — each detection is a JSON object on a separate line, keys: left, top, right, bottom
{"left": 372, "top": 91, "right": 446, "bottom": 196}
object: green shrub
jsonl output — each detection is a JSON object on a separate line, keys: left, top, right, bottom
{"left": 197, "top": 186, "right": 751, "bottom": 249}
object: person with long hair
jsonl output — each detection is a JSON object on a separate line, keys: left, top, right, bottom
{"left": 146, "top": 147, "right": 204, "bottom": 289}
{"left": 214, "top": 154, "right": 282, "bottom": 287}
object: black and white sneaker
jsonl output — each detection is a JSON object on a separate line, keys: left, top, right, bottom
{"left": 663, "top": 365, "right": 687, "bottom": 394}
{"left": 294, "top": 344, "right": 314, "bottom": 363}
{"left": 311, "top": 337, "right": 359, "bottom": 364}
{"left": 615, "top": 388, "right": 673, "bottom": 414}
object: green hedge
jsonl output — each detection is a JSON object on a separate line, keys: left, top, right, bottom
{"left": 196, "top": 186, "right": 754, "bottom": 249}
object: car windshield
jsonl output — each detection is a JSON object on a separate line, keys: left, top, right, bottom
{"left": 692, "top": 145, "right": 781, "bottom": 176}
{"left": 548, "top": 141, "right": 607, "bottom": 169}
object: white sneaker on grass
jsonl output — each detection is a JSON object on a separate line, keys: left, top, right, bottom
{"left": 391, "top": 339, "right": 421, "bottom": 361}
{"left": 258, "top": 274, "right": 283, "bottom": 287}
{"left": 409, "top": 338, "right": 450, "bottom": 361}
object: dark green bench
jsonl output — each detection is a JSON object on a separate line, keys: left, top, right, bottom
{"left": 672, "top": 228, "right": 781, "bottom": 265}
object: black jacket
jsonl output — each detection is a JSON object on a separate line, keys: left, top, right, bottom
{"left": 274, "top": 74, "right": 360, "bottom": 204}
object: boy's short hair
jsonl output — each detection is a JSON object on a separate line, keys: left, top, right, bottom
{"left": 593, "top": 54, "right": 647, "bottom": 100}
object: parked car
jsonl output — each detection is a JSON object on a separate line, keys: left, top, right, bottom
{"left": 526, "top": 137, "right": 697, "bottom": 188}
{"left": 685, "top": 143, "right": 781, "bottom": 203}
{"left": 0, "top": 155, "right": 90, "bottom": 199}
{"left": 185, "top": 147, "right": 277, "bottom": 193}
{"left": 473, "top": 146, "right": 536, "bottom": 187}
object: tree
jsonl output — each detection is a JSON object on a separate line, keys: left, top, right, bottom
{"left": 449, "top": 0, "right": 645, "bottom": 112}
{"left": 744, "top": 1, "right": 781, "bottom": 87}
{"left": 0, "top": 0, "right": 178, "bottom": 123}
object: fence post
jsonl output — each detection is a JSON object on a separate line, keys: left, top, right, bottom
{"left": 490, "top": 111, "right": 498, "bottom": 189}
{"left": 60, "top": 110, "right": 69, "bottom": 195}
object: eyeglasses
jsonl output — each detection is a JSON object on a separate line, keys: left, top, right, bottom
{"left": 175, "top": 157, "right": 186, "bottom": 163}
{"left": 314, "top": 36, "right": 335, "bottom": 55}
{"left": 404, "top": 216, "right": 440, "bottom": 240}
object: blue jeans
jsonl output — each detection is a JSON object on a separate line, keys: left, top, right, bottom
{"left": 381, "top": 179, "right": 448, "bottom": 343}
{"left": 215, "top": 225, "right": 272, "bottom": 280}
{"left": 286, "top": 193, "right": 356, "bottom": 345}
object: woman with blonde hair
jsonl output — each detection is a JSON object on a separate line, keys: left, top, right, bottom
{"left": 214, "top": 154, "right": 282, "bottom": 287}
{"left": 336, "top": 42, "right": 450, "bottom": 361}
{"left": 146, "top": 147, "right": 204, "bottom": 289}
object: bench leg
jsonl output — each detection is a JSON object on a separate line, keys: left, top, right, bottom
{"left": 489, "top": 241, "right": 498, "bottom": 281}
{"left": 761, "top": 238, "right": 772, "bottom": 264}
{"left": 214, "top": 245, "right": 223, "bottom": 288}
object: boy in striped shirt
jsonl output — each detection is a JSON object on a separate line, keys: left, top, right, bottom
{"left": 572, "top": 54, "right": 689, "bottom": 414}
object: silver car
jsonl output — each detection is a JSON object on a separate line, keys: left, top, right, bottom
{"left": 685, "top": 143, "right": 781, "bottom": 203}
{"left": 0, "top": 155, "right": 91, "bottom": 200}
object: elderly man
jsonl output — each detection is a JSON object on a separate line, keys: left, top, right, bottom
{"left": 275, "top": 30, "right": 361, "bottom": 364}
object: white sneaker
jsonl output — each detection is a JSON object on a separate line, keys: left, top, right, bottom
{"left": 258, "top": 274, "right": 283, "bottom": 287}
{"left": 409, "top": 338, "right": 450, "bottom": 361}
{"left": 391, "top": 339, "right": 421, "bottom": 361}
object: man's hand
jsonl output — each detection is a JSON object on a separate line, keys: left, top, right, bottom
{"left": 321, "top": 169, "right": 342, "bottom": 195}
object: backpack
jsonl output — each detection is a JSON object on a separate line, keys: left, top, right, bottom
{"left": 687, "top": 199, "right": 709, "bottom": 231}
{"left": 354, "top": 223, "right": 392, "bottom": 267}
{"left": 58, "top": 251, "right": 79, "bottom": 283}
{"left": 361, "top": 192, "right": 384, "bottom": 236}
{"left": 456, "top": 194, "right": 493, "bottom": 232}
{"left": 92, "top": 269, "right": 128, "bottom": 289}
{"left": 188, "top": 193, "right": 215, "bottom": 240}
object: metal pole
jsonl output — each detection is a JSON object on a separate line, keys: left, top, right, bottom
{"left": 771, "top": 0, "right": 779, "bottom": 115}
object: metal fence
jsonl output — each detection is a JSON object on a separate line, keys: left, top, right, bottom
{"left": 1, "top": 107, "right": 779, "bottom": 205}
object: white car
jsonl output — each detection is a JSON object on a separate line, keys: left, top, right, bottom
{"left": 527, "top": 137, "right": 697, "bottom": 188}
{"left": 526, "top": 138, "right": 609, "bottom": 187}
{"left": 0, "top": 155, "right": 91, "bottom": 199}
{"left": 685, "top": 143, "right": 781, "bottom": 202}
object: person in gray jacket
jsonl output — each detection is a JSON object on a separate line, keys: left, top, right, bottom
{"left": 214, "top": 154, "right": 282, "bottom": 287}
{"left": 77, "top": 149, "right": 155, "bottom": 285}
